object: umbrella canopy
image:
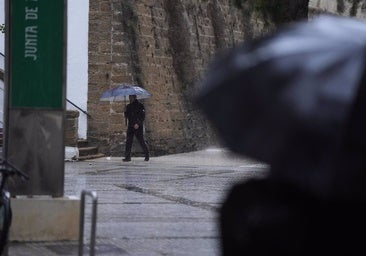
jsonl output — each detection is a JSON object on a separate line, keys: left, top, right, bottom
{"left": 100, "top": 84, "right": 152, "bottom": 102}
{"left": 196, "top": 15, "right": 366, "bottom": 199}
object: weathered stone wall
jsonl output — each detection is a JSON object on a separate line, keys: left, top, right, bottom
{"left": 65, "top": 110, "right": 79, "bottom": 147}
{"left": 88, "top": 0, "right": 254, "bottom": 156}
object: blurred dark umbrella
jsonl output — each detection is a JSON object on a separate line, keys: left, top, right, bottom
{"left": 196, "top": 15, "right": 366, "bottom": 198}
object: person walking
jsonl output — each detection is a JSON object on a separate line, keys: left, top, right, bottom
{"left": 123, "top": 95, "right": 150, "bottom": 162}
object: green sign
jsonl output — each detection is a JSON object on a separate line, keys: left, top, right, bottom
{"left": 10, "top": 0, "right": 65, "bottom": 109}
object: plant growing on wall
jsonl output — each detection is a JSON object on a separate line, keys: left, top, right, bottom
{"left": 348, "top": 0, "right": 362, "bottom": 16}
{"left": 337, "top": 0, "right": 366, "bottom": 16}
{"left": 233, "top": 0, "right": 309, "bottom": 26}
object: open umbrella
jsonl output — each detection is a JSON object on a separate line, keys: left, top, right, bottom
{"left": 100, "top": 84, "right": 152, "bottom": 125}
{"left": 197, "top": 15, "right": 366, "bottom": 255}
{"left": 100, "top": 84, "right": 152, "bottom": 102}
{"left": 196, "top": 15, "right": 366, "bottom": 198}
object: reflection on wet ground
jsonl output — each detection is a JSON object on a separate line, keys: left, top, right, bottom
{"left": 9, "top": 148, "right": 268, "bottom": 256}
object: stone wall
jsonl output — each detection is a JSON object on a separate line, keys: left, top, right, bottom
{"left": 65, "top": 110, "right": 79, "bottom": 147}
{"left": 88, "top": 0, "right": 254, "bottom": 156}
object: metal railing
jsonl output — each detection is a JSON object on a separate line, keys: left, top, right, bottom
{"left": 79, "top": 190, "right": 98, "bottom": 256}
{"left": 67, "top": 99, "right": 91, "bottom": 118}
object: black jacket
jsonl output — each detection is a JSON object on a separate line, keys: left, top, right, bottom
{"left": 124, "top": 99, "right": 145, "bottom": 128}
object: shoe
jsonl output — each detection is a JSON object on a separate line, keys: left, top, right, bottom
{"left": 122, "top": 158, "right": 131, "bottom": 162}
{"left": 144, "top": 156, "right": 149, "bottom": 161}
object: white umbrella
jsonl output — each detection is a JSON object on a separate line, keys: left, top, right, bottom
{"left": 100, "top": 84, "right": 152, "bottom": 102}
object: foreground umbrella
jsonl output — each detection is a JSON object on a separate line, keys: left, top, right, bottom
{"left": 100, "top": 84, "right": 152, "bottom": 102}
{"left": 197, "top": 15, "right": 366, "bottom": 255}
{"left": 196, "top": 15, "right": 366, "bottom": 198}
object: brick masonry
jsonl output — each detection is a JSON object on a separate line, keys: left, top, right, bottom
{"left": 87, "top": 0, "right": 262, "bottom": 156}
{"left": 65, "top": 110, "right": 79, "bottom": 147}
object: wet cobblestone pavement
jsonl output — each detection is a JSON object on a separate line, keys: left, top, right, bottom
{"left": 8, "top": 148, "right": 268, "bottom": 255}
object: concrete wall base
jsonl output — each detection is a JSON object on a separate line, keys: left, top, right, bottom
{"left": 9, "top": 196, "right": 80, "bottom": 241}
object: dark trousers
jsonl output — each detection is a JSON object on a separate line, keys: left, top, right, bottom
{"left": 124, "top": 126, "right": 149, "bottom": 158}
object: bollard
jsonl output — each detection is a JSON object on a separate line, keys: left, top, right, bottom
{"left": 78, "top": 190, "right": 98, "bottom": 256}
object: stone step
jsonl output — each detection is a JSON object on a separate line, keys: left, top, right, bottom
{"left": 77, "top": 139, "right": 88, "bottom": 148}
{"left": 78, "top": 146, "right": 98, "bottom": 157}
{"left": 76, "top": 139, "right": 104, "bottom": 161}
{"left": 77, "top": 153, "right": 105, "bottom": 161}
